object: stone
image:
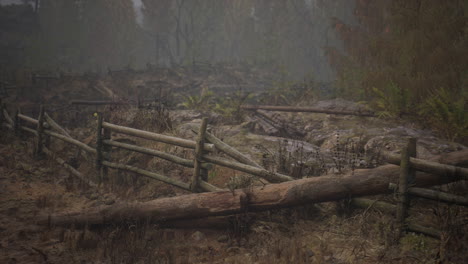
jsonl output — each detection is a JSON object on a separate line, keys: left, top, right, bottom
{"left": 191, "top": 231, "right": 205, "bottom": 241}
{"left": 217, "top": 235, "right": 229, "bottom": 243}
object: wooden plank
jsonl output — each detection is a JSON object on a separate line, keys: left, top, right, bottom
{"left": 204, "top": 131, "right": 262, "bottom": 168}
{"left": 202, "top": 155, "right": 294, "bottom": 183}
{"left": 43, "top": 147, "right": 97, "bottom": 188}
{"left": 20, "top": 126, "right": 38, "bottom": 136}
{"left": 44, "top": 113, "right": 71, "bottom": 137}
{"left": 43, "top": 129, "right": 97, "bottom": 154}
{"left": 191, "top": 118, "right": 208, "bottom": 192}
{"left": 389, "top": 183, "right": 468, "bottom": 206}
{"left": 383, "top": 152, "right": 468, "bottom": 180}
{"left": 102, "top": 122, "right": 214, "bottom": 152}
{"left": 102, "top": 161, "right": 191, "bottom": 190}
{"left": 18, "top": 113, "right": 39, "bottom": 125}
{"left": 103, "top": 140, "right": 212, "bottom": 170}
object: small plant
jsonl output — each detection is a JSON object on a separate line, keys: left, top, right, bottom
{"left": 180, "top": 88, "right": 214, "bottom": 112}
{"left": 258, "top": 140, "right": 325, "bottom": 178}
{"left": 213, "top": 89, "right": 253, "bottom": 122}
{"left": 371, "top": 81, "right": 411, "bottom": 118}
{"left": 418, "top": 87, "right": 468, "bottom": 141}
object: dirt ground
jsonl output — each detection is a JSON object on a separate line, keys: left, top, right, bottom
{"left": 1, "top": 130, "right": 467, "bottom": 264}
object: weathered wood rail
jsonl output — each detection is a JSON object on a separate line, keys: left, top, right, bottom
{"left": 0, "top": 101, "right": 298, "bottom": 194}
{"left": 352, "top": 139, "right": 468, "bottom": 240}
{"left": 241, "top": 104, "right": 375, "bottom": 117}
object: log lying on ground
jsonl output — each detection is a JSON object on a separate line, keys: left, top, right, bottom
{"left": 241, "top": 105, "right": 375, "bottom": 117}
{"left": 38, "top": 150, "right": 467, "bottom": 227}
{"left": 70, "top": 100, "right": 128, "bottom": 106}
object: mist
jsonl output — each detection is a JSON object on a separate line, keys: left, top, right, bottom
{"left": 1, "top": 0, "right": 358, "bottom": 82}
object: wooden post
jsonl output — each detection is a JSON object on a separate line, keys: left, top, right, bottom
{"left": 14, "top": 108, "right": 20, "bottom": 136}
{"left": 101, "top": 119, "right": 111, "bottom": 183}
{"left": 0, "top": 99, "right": 4, "bottom": 129}
{"left": 34, "top": 105, "right": 45, "bottom": 157}
{"left": 191, "top": 118, "right": 208, "bottom": 192}
{"left": 396, "top": 138, "right": 417, "bottom": 238}
{"left": 95, "top": 113, "right": 104, "bottom": 183}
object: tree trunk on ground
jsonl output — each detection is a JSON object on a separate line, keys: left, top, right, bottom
{"left": 39, "top": 150, "right": 468, "bottom": 227}
{"left": 241, "top": 105, "right": 375, "bottom": 117}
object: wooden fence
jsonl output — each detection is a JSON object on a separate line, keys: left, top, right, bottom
{"left": 1, "top": 101, "right": 467, "bottom": 241}
{"left": 0, "top": 101, "right": 295, "bottom": 194}
{"left": 353, "top": 138, "right": 468, "bottom": 239}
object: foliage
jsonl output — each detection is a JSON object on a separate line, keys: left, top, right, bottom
{"left": 419, "top": 87, "right": 468, "bottom": 141}
{"left": 371, "top": 81, "right": 411, "bottom": 118}
{"left": 180, "top": 88, "right": 214, "bottom": 112}
{"left": 213, "top": 89, "right": 253, "bottom": 122}
{"left": 260, "top": 69, "right": 319, "bottom": 106}
{"left": 329, "top": 0, "right": 468, "bottom": 141}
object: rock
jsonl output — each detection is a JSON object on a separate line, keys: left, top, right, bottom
{"left": 103, "top": 198, "right": 115, "bottom": 205}
{"left": 88, "top": 193, "right": 99, "bottom": 200}
{"left": 217, "top": 235, "right": 229, "bottom": 243}
{"left": 227, "top": 247, "right": 240, "bottom": 254}
{"left": 191, "top": 231, "right": 205, "bottom": 241}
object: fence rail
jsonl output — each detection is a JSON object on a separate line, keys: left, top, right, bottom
{"left": 1, "top": 102, "right": 298, "bottom": 194}
{"left": 1, "top": 102, "right": 467, "bottom": 242}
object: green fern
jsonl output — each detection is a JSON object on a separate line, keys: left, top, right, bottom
{"left": 372, "top": 81, "right": 411, "bottom": 118}
{"left": 419, "top": 88, "right": 468, "bottom": 141}
{"left": 181, "top": 89, "right": 214, "bottom": 111}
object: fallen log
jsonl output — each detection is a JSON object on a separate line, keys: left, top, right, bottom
{"left": 70, "top": 100, "right": 128, "bottom": 106}
{"left": 39, "top": 150, "right": 467, "bottom": 227}
{"left": 241, "top": 105, "right": 375, "bottom": 117}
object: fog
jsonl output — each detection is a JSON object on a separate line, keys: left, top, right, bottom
{"left": 0, "top": 0, "right": 358, "bottom": 82}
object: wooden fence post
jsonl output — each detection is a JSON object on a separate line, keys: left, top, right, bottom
{"left": 101, "top": 119, "right": 111, "bottom": 183}
{"left": 397, "top": 137, "right": 417, "bottom": 238}
{"left": 191, "top": 117, "right": 208, "bottom": 192}
{"left": 14, "top": 108, "right": 20, "bottom": 136}
{"left": 96, "top": 113, "right": 104, "bottom": 183}
{"left": 34, "top": 105, "right": 45, "bottom": 157}
{"left": 0, "top": 99, "right": 4, "bottom": 129}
